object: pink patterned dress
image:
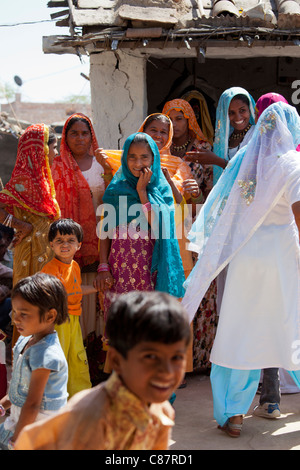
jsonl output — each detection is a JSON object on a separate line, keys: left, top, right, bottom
{"left": 104, "top": 223, "right": 156, "bottom": 322}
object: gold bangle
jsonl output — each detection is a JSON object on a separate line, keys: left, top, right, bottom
{"left": 101, "top": 173, "right": 113, "bottom": 181}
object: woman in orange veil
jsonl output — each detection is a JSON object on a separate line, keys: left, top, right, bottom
{"left": 162, "top": 99, "right": 218, "bottom": 374}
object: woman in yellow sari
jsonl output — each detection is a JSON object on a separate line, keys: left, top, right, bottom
{"left": 0, "top": 124, "right": 60, "bottom": 345}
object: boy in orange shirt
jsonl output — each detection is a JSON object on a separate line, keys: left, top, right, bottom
{"left": 41, "top": 218, "right": 96, "bottom": 397}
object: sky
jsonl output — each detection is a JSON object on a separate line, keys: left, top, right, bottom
{"left": 0, "top": 1, "right": 90, "bottom": 104}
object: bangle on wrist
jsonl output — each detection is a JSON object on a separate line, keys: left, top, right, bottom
{"left": 2, "top": 214, "right": 13, "bottom": 227}
{"left": 101, "top": 173, "right": 113, "bottom": 181}
{"left": 97, "top": 263, "right": 110, "bottom": 273}
{"left": 0, "top": 404, "right": 6, "bottom": 417}
{"left": 142, "top": 202, "right": 151, "bottom": 214}
{"left": 190, "top": 193, "right": 204, "bottom": 204}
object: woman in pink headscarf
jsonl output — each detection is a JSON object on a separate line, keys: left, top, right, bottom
{"left": 256, "top": 92, "right": 300, "bottom": 153}
{"left": 255, "top": 92, "right": 288, "bottom": 122}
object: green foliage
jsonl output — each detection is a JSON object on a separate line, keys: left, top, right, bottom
{"left": 63, "top": 94, "right": 91, "bottom": 104}
{"left": 0, "top": 82, "right": 16, "bottom": 102}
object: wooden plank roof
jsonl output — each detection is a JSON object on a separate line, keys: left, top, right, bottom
{"left": 45, "top": 0, "right": 300, "bottom": 56}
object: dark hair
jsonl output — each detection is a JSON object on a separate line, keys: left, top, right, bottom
{"left": 65, "top": 116, "right": 92, "bottom": 137}
{"left": 231, "top": 94, "right": 250, "bottom": 107}
{"left": 48, "top": 126, "right": 56, "bottom": 146}
{"left": 129, "top": 133, "right": 154, "bottom": 155}
{"left": 143, "top": 114, "right": 170, "bottom": 131}
{"left": 48, "top": 218, "right": 83, "bottom": 243}
{"left": 0, "top": 224, "right": 14, "bottom": 242}
{"left": 106, "top": 291, "right": 191, "bottom": 358}
{"left": 12, "top": 272, "right": 69, "bottom": 325}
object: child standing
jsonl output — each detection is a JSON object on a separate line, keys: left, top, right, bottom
{"left": 0, "top": 272, "right": 69, "bottom": 450}
{"left": 41, "top": 218, "right": 96, "bottom": 397}
{"left": 15, "top": 291, "right": 191, "bottom": 450}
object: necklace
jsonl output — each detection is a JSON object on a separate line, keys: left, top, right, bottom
{"left": 230, "top": 124, "right": 252, "bottom": 140}
{"left": 172, "top": 137, "right": 191, "bottom": 152}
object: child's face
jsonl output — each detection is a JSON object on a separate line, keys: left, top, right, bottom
{"left": 144, "top": 120, "right": 169, "bottom": 150}
{"left": 12, "top": 295, "right": 56, "bottom": 338}
{"left": 127, "top": 142, "right": 153, "bottom": 178}
{"left": 50, "top": 231, "right": 81, "bottom": 264}
{"left": 110, "top": 340, "right": 187, "bottom": 405}
{"left": 48, "top": 137, "right": 58, "bottom": 167}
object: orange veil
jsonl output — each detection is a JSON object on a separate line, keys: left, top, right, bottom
{"left": 162, "top": 98, "right": 211, "bottom": 145}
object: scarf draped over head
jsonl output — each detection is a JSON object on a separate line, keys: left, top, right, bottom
{"left": 0, "top": 123, "right": 60, "bottom": 219}
{"left": 255, "top": 92, "right": 288, "bottom": 119}
{"left": 162, "top": 99, "right": 209, "bottom": 145}
{"left": 138, "top": 114, "right": 193, "bottom": 193}
{"left": 51, "top": 113, "right": 99, "bottom": 267}
{"left": 182, "top": 102, "right": 300, "bottom": 322}
{"left": 139, "top": 113, "right": 173, "bottom": 157}
{"left": 102, "top": 132, "right": 185, "bottom": 298}
{"left": 213, "top": 87, "right": 256, "bottom": 184}
{"left": 181, "top": 90, "right": 215, "bottom": 145}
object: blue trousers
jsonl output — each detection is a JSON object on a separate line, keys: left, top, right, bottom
{"left": 211, "top": 364, "right": 300, "bottom": 426}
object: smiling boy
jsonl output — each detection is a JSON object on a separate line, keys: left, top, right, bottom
{"left": 15, "top": 291, "right": 191, "bottom": 450}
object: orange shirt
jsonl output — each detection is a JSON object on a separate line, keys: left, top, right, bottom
{"left": 41, "top": 257, "right": 82, "bottom": 316}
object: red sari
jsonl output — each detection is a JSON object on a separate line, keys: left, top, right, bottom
{"left": 0, "top": 123, "right": 59, "bottom": 219}
{"left": 51, "top": 114, "right": 100, "bottom": 268}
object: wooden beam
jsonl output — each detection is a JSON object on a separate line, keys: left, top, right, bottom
{"left": 47, "top": 0, "right": 68, "bottom": 7}
{"left": 118, "top": 5, "right": 178, "bottom": 25}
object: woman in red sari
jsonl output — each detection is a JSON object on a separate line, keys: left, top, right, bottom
{"left": 51, "top": 114, "right": 110, "bottom": 384}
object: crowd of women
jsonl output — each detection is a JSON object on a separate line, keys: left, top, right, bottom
{"left": 1, "top": 86, "right": 300, "bottom": 439}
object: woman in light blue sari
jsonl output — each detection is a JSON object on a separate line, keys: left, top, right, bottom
{"left": 182, "top": 102, "right": 300, "bottom": 437}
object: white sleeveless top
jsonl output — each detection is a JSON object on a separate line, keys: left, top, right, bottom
{"left": 81, "top": 157, "right": 105, "bottom": 214}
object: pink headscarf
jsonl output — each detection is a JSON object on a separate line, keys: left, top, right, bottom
{"left": 255, "top": 93, "right": 300, "bottom": 151}
{"left": 255, "top": 93, "right": 288, "bottom": 119}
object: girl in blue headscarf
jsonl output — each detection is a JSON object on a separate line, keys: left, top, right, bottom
{"left": 94, "top": 133, "right": 185, "bottom": 317}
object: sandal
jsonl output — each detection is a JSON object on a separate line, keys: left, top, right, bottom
{"left": 218, "top": 416, "right": 243, "bottom": 438}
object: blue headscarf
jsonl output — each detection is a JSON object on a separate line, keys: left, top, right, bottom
{"left": 102, "top": 132, "right": 185, "bottom": 298}
{"left": 213, "top": 87, "right": 256, "bottom": 184}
